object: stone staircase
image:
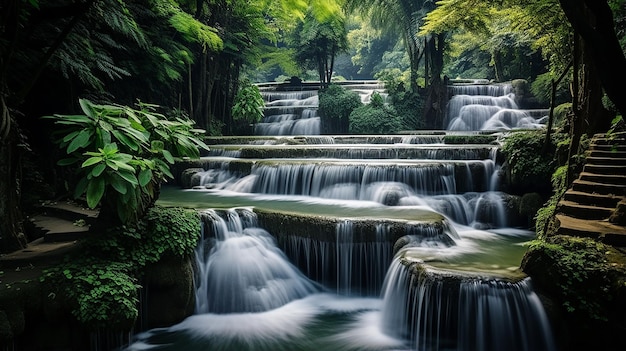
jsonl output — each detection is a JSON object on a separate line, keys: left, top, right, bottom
{"left": 555, "top": 132, "right": 626, "bottom": 246}
{"left": 0, "top": 200, "right": 98, "bottom": 268}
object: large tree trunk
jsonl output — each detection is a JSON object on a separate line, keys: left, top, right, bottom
{"left": 558, "top": 0, "right": 626, "bottom": 121}
{"left": 0, "top": 105, "right": 26, "bottom": 253}
{"left": 422, "top": 34, "right": 447, "bottom": 129}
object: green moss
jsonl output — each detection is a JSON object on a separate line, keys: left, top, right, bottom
{"left": 523, "top": 236, "right": 626, "bottom": 322}
{"left": 40, "top": 205, "right": 200, "bottom": 331}
{"left": 443, "top": 135, "right": 497, "bottom": 145}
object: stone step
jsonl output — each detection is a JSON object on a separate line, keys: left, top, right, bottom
{"left": 588, "top": 150, "right": 626, "bottom": 159}
{"left": 0, "top": 238, "right": 80, "bottom": 269}
{"left": 578, "top": 173, "right": 626, "bottom": 188}
{"left": 563, "top": 190, "right": 623, "bottom": 209}
{"left": 572, "top": 179, "right": 625, "bottom": 196}
{"left": 27, "top": 214, "right": 92, "bottom": 243}
{"left": 555, "top": 214, "right": 626, "bottom": 246}
{"left": 590, "top": 143, "right": 626, "bottom": 152}
{"left": 36, "top": 201, "right": 98, "bottom": 223}
{"left": 585, "top": 156, "right": 626, "bottom": 166}
{"left": 591, "top": 132, "right": 626, "bottom": 143}
{"left": 557, "top": 200, "right": 615, "bottom": 220}
{"left": 583, "top": 163, "right": 626, "bottom": 176}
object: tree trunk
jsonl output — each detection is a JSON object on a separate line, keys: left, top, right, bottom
{"left": 0, "top": 109, "right": 26, "bottom": 253}
{"left": 558, "top": 0, "right": 626, "bottom": 120}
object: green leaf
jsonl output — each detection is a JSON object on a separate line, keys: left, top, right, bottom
{"left": 57, "top": 158, "right": 79, "bottom": 166}
{"left": 162, "top": 149, "right": 175, "bottom": 164}
{"left": 86, "top": 177, "right": 105, "bottom": 209}
{"left": 110, "top": 159, "right": 136, "bottom": 172}
{"left": 156, "top": 160, "right": 174, "bottom": 179}
{"left": 117, "top": 170, "right": 139, "bottom": 186}
{"left": 82, "top": 156, "right": 103, "bottom": 168}
{"left": 74, "top": 177, "right": 88, "bottom": 199}
{"left": 79, "top": 99, "right": 97, "bottom": 119}
{"left": 138, "top": 168, "right": 153, "bottom": 187}
{"left": 109, "top": 175, "right": 128, "bottom": 194}
{"left": 91, "top": 163, "right": 106, "bottom": 177}
{"left": 151, "top": 140, "right": 165, "bottom": 152}
{"left": 67, "top": 129, "right": 93, "bottom": 154}
{"left": 112, "top": 130, "right": 138, "bottom": 151}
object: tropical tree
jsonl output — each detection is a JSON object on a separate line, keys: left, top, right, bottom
{"left": 345, "top": 0, "right": 435, "bottom": 91}
{"left": 292, "top": 9, "right": 349, "bottom": 87}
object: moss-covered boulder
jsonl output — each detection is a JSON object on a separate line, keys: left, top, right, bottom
{"left": 521, "top": 235, "right": 626, "bottom": 350}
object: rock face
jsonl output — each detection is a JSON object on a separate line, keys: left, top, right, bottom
{"left": 143, "top": 256, "right": 196, "bottom": 328}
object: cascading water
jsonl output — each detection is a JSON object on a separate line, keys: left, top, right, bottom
{"left": 446, "top": 82, "right": 548, "bottom": 131}
{"left": 380, "top": 251, "right": 555, "bottom": 351}
{"left": 124, "top": 80, "right": 557, "bottom": 351}
{"left": 255, "top": 81, "right": 386, "bottom": 136}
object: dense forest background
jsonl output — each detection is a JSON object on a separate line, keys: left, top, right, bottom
{"left": 1, "top": 0, "right": 625, "bottom": 253}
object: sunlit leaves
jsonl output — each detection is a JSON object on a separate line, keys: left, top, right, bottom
{"left": 169, "top": 12, "right": 223, "bottom": 52}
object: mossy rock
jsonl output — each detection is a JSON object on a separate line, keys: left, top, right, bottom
{"left": 609, "top": 199, "right": 626, "bottom": 226}
{"left": 522, "top": 235, "right": 626, "bottom": 322}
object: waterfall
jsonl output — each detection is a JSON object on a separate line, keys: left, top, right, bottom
{"left": 255, "top": 81, "right": 386, "bottom": 136}
{"left": 124, "top": 81, "right": 557, "bottom": 351}
{"left": 446, "top": 83, "right": 547, "bottom": 131}
{"left": 381, "top": 252, "right": 556, "bottom": 351}
{"left": 193, "top": 209, "right": 320, "bottom": 314}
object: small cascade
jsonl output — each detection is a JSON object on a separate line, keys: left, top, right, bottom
{"left": 380, "top": 252, "right": 556, "bottom": 351}
{"left": 280, "top": 220, "right": 458, "bottom": 296}
{"left": 255, "top": 81, "right": 386, "bottom": 136}
{"left": 446, "top": 82, "right": 548, "bottom": 131}
{"left": 193, "top": 209, "right": 320, "bottom": 314}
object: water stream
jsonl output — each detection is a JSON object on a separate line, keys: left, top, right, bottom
{"left": 123, "top": 81, "right": 555, "bottom": 351}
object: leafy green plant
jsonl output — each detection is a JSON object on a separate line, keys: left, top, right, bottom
{"left": 348, "top": 92, "right": 403, "bottom": 134}
{"left": 232, "top": 81, "right": 265, "bottom": 134}
{"left": 41, "top": 259, "right": 139, "bottom": 329}
{"left": 318, "top": 84, "right": 362, "bottom": 134}
{"left": 45, "top": 99, "right": 209, "bottom": 224}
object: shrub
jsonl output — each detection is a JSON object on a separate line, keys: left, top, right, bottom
{"left": 318, "top": 84, "right": 362, "bottom": 134}
{"left": 44, "top": 99, "right": 208, "bottom": 224}
{"left": 231, "top": 81, "right": 264, "bottom": 134}
{"left": 349, "top": 93, "right": 403, "bottom": 134}
{"left": 376, "top": 68, "right": 424, "bottom": 129}
{"left": 501, "top": 130, "right": 562, "bottom": 194}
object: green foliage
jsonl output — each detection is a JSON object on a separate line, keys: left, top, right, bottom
{"left": 291, "top": 9, "right": 349, "bottom": 85}
{"left": 501, "top": 130, "right": 562, "bottom": 194}
{"left": 526, "top": 236, "right": 626, "bottom": 321}
{"left": 375, "top": 68, "right": 424, "bottom": 129}
{"left": 533, "top": 164, "right": 568, "bottom": 238}
{"left": 44, "top": 99, "right": 209, "bottom": 223}
{"left": 443, "top": 135, "right": 498, "bottom": 145}
{"left": 318, "top": 84, "right": 363, "bottom": 133}
{"left": 349, "top": 93, "right": 403, "bottom": 134}
{"left": 40, "top": 206, "right": 200, "bottom": 329}
{"left": 232, "top": 82, "right": 265, "bottom": 126}
{"left": 41, "top": 260, "right": 139, "bottom": 329}
{"left": 531, "top": 72, "right": 571, "bottom": 106}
